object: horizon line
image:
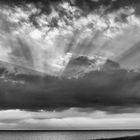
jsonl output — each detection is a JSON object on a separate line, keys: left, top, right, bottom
{"left": 0, "top": 129, "right": 140, "bottom": 132}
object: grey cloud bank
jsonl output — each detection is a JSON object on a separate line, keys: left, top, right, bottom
{"left": 0, "top": 60, "right": 140, "bottom": 113}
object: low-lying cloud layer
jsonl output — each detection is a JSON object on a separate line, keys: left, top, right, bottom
{"left": 0, "top": 65, "right": 140, "bottom": 113}
{"left": 1, "top": 109, "right": 140, "bottom": 130}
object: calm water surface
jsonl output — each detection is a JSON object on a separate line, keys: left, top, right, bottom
{"left": 0, "top": 131, "right": 140, "bottom": 140}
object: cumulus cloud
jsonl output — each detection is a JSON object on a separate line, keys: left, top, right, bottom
{"left": 0, "top": 1, "right": 140, "bottom": 74}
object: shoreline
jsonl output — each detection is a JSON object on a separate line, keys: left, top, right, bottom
{"left": 0, "top": 129, "right": 140, "bottom": 132}
{"left": 96, "top": 135, "right": 140, "bottom": 140}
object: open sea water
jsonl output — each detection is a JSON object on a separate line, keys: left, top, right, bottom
{"left": 0, "top": 130, "right": 140, "bottom": 140}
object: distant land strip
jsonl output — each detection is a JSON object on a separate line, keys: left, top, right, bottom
{"left": 96, "top": 135, "right": 140, "bottom": 140}
{"left": 0, "top": 129, "right": 140, "bottom": 132}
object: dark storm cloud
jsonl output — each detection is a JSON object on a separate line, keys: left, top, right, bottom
{"left": 1, "top": 0, "right": 139, "bottom": 31}
{"left": 0, "top": 67, "right": 140, "bottom": 113}
{"left": 72, "top": 0, "right": 140, "bottom": 13}
{"left": 1, "top": 0, "right": 140, "bottom": 13}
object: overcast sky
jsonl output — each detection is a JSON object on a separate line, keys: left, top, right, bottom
{"left": 0, "top": 0, "right": 140, "bottom": 130}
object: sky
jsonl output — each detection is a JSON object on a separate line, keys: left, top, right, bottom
{"left": 0, "top": 0, "right": 140, "bottom": 130}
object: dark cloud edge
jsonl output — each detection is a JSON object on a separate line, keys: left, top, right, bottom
{"left": 1, "top": 0, "right": 139, "bottom": 13}
{"left": 0, "top": 65, "right": 140, "bottom": 114}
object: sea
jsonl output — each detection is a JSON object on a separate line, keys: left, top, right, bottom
{"left": 0, "top": 130, "right": 140, "bottom": 140}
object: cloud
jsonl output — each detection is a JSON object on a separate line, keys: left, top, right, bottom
{"left": 0, "top": 0, "right": 140, "bottom": 114}
{"left": 0, "top": 2, "right": 140, "bottom": 74}
{"left": 0, "top": 66, "right": 140, "bottom": 113}
{"left": 1, "top": 109, "right": 140, "bottom": 130}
